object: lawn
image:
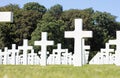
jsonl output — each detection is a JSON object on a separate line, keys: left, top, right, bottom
{"left": 0, "top": 65, "right": 120, "bottom": 78}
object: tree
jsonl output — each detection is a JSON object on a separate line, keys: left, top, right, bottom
{"left": 0, "top": 4, "right": 20, "bottom": 11}
{"left": 23, "top": 2, "right": 46, "bottom": 15}
{"left": 0, "top": 3, "right": 120, "bottom": 61}
{"left": 0, "top": 3, "right": 44, "bottom": 47}
{"left": 48, "top": 4, "right": 63, "bottom": 19}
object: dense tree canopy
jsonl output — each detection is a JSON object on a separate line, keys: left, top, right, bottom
{"left": 0, "top": 2, "right": 120, "bottom": 60}
{"left": 23, "top": 2, "right": 46, "bottom": 14}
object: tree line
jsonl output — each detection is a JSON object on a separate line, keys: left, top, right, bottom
{"left": 0, "top": 2, "right": 120, "bottom": 60}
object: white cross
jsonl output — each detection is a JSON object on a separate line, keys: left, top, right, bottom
{"left": 61, "top": 49, "right": 69, "bottom": 65}
{"left": 18, "top": 39, "right": 33, "bottom": 65}
{"left": 53, "top": 43, "right": 66, "bottom": 64}
{"left": 0, "top": 12, "right": 13, "bottom": 22}
{"left": 67, "top": 52, "right": 73, "bottom": 65}
{"left": 28, "top": 50, "right": 36, "bottom": 65}
{"left": 109, "top": 31, "right": 120, "bottom": 66}
{"left": 2, "top": 47, "right": 9, "bottom": 64}
{"left": 65, "top": 19, "right": 92, "bottom": 66}
{"left": 34, "top": 32, "right": 54, "bottom": 66}
{"left": 38, "top": 51, "right": 49, "bottom": 65}
{"left": 100, "top": 43, "right": 114, "bottom": 64}
{"left": 8, "top": 44, "right": 19, "bottom": 65}
{"left": 0, "top": 49, "right": 2, "bottom": 64}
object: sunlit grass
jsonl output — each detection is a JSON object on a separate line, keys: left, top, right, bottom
{"left": 0, "top": 65, "right": 120, "bottom": 78}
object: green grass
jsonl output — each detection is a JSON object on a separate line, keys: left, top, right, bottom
{"left": 0, "top": 65, "right": 120, "bottom": 78}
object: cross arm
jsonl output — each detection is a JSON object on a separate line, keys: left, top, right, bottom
{"left": 0, "top": 12, "right": 13, "bottom": 22}
{"left": 65, "top": 31, "right": 75, "bottom": 38}
{"left": 82, "top": 31, "right": 93, "bottom": 38}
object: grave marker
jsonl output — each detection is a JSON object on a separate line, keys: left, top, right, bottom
{"left": 65, "top": 19, "right": 92, "bottom": 66}
{"left": 52, "top": 43, "right": 66, "bottom": 64}
{"left": 100, "top": 43, "right": 114, "bottom": 64}
{"left": 109, "top": 31, "right": 120, "bottom": 66}
{"left": 34, "top": 32, "right": 54, "bottom": 66}
{"left": 3, "top": 47, "right": 8, "bottom": 64}
{"left": 18, "top": 39, "right": 33, "bottom": 65}
{"left": 0, "top": 49, "right": 2, "bottom": 64}
{"left": 8, "top": 44, "right": 19, "bottom": 65}
{"left": 82, "top": 39, "right": 90, "bottom": 65}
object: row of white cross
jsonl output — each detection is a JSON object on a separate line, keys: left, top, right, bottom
{"left": 0, "top": 12, "right": 92, "bottom": 66}
{"left": 3, "top": 12, "right": 120, "bottom": 66}
{"left": 0, "top": 38, "right": 90, "bottom": 66}
{"left": 89, "top": 31, "right": 120, "bottom": 66}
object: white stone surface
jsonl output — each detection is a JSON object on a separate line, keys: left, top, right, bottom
{"left": 0, "top": 49, "right": 2, "bottom": 64}
{"left": 3, "top": 47, "right": 8, "bottom": 65}
{"left": 52, "top": 43, "right": 66, "bottom": 64}
{"left": 18, "top": 39, "right": 33, "bottom": 65}
{"left": 109, "top": 31, "right": 120, "bottom": 66}
{"left": 34, "top": 32, "right": 54, "bottom": 66}
{"left": 8, "top": 44, "right": 19, "bottom": 65}
{"left": 82, "top": 39, "right": 90, "bottom": 65}
{"left": 0, "top": 12, "right": 13, "bottom": 22}
{"left": 65, "top": 19, "right": 92, "bottom": 66}
{"left": 67, "top": 52, "right": 73, "bottom": 65}
{"left": 100, "top": 43, "right": 114, "bottom": 64}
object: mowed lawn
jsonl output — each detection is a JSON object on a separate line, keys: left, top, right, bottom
{"left": 0, "top": 65, "right": 120, "bottom": 78}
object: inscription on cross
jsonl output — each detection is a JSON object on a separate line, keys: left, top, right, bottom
{"left": 34, "top": 32, "right": 54, "bottom": 66}
{"left": 65, "top": 19, "right": 93, "bottom": 66}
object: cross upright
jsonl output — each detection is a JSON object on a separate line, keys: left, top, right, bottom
{"left": 82, "top": 39, "right": 90, "bottom": 65}
{"left": 65, "top": 19, "right": 93, "bottom": 66}
{"left": 34, "top": 32, "right": 54, "bottom": 66}
{"left": 109, "top": 31, "right": 120, "bottom": 66}
{"left": 0, "top": 49, "right": 2, "bottom": 64}
{"left": 53, "top": 43, "right": 66, "bottom": 64}
{"left": 8, "top": 44, "right": 19, "bottom": 65}
{"left": 100, "top": 43, "right": 114, "bottom": 64}
{"left": 28, "top": 50, "right": 35, "bottom": 65}
{"left": 3, "top": 47, "right": 9, "bottom": 65}
{"left": 18, "top": 39, "right": 33, "bottom": 65}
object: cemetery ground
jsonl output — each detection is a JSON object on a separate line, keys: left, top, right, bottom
{"left": 0, "top": 65, "right": 119, "bottom": 78}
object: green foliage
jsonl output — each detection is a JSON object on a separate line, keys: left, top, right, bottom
{"left": 90, "top": 11, "right": 117, "bottom": 51}
{"left": 48, "top": 4, "right": 63, "bottom": 19}
{"left": 23, "top": 2, "right": 46, "bottom": 14}
{"left": 0, "top": 4, "right": 20, "bottom": 11}
{"left": 0, "top": 3, "right": 44, "bottom": 47}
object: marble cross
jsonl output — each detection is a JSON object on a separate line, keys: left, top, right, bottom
{"left": 65, "top": 19, "right": 93, "bottom": 66}
{"left": 82, "top": 39, "right": 90, "bottom": 65}
{"left": 109, "top": 31, "right": 120, "bottom": 66}
{"left": 8, "top": 44, "right": 19, "bottom": 65}
{"left": 0, "top": 49, "right": 2, "bottom": 64}
{"left": 3, "top": 47, "right": 8, "bottom": 64}
{"left": 52, "top": 43, "right": 66, "bottom": 64}
{"left": 100, "top": 43, "right": 114, "bottom": 64}
{"left": 18, "top": 39, "right": 33, "bottom": 65}
{"left": 34, "top": 32, "right": 54, "bottom": 66}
